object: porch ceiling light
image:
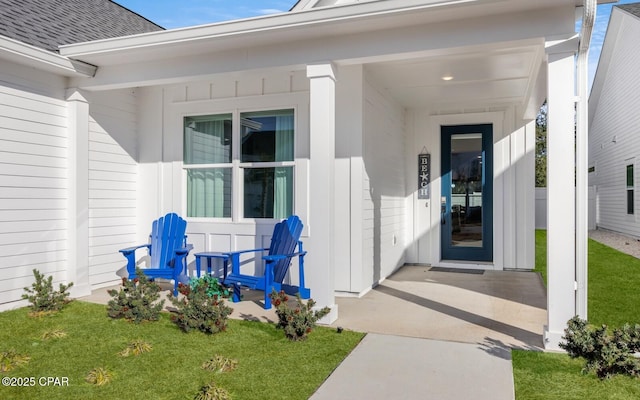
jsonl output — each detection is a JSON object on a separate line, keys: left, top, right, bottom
{"left": 441, "top": 75, "right": 454, "bottom": 81}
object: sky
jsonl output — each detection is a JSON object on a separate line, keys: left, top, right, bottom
{"left": 116, "top": 0, "right": 638, "bottom": 87}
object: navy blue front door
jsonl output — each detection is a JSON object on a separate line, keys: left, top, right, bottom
{"left": 441, "top": 124, "right": 493, "bottom": 262}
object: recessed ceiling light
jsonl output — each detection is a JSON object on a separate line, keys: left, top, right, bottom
{"left": 442, "top": 75, "right": 454, "bottom": 81}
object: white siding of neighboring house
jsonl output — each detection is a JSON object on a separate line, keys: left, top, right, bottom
{"left": 87, "top": 90, "right": 139, "bottom": 287}
{"left": 0, "top": 62, "right": 69, "bottom": 310}
{"left": 590, "top": 11, "right": 640, "bottom": 238}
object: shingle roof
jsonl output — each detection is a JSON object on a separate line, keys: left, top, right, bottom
{"left": 618, "top": 2, "right": 640, "bottom": 18}
{"left": 0, "top": 0, "right": 163, "bottom": 52}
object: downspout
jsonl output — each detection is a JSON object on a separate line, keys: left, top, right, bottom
{"left": 576, "top": 0, "right": 596, "bottom": 319}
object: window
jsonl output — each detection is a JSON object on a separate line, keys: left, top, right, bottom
{"left": 627, "top": 164, "right": 634, "bottom": 215}
{"left": 183, "top": 109, "right": 294, "bottom": 219}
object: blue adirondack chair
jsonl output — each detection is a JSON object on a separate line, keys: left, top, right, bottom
{"left": 119, "top": 213, "right": 193, "bottom": 296}
{"left": 224, "top": 215, "right": 310, "bottom": 309}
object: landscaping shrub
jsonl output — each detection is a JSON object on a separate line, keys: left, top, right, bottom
{"left": 0, "top": 349, "right": 30, "bottom": 372}
{"left": 22, "top": 269, "right": 73, "bottom": 313}
{"left": 106, "top": 268, "right": 165, "bottom": 324}
{"left": 189, "top": 275, "right": 230, "bottom": 299}
{"left": 269, "top": 290, "right": 330, "bottom": 341}
{"left": 169, "top": 280, "right": 233, "bottom": 334}
{"left": 193, "top": 381, "right": 232, "bottom": 400}
{"left": 560, "top": 316, "right": 640, "bottom": 379}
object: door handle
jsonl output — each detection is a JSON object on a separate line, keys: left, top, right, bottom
{"left": 441, "top": 200, "right": 446, "bottom": 225}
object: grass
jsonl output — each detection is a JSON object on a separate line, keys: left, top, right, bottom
{"left": 0, "top": 301, "right": 364, "bottom": 400}
{"left": 513, "top": 230, "right": 640, "bottom": 400}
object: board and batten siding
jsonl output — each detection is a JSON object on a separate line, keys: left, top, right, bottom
{"left": 87, "top": 90, "right": 138, "bottom": 287}
{"left": 0, "top": 83, "right": 69, "bottom": 309}
{"left": 590, "top": 12, "right": 640, "bottom": 238}
{"left": 362, "top": 74, "right": 407, "bottom": 285}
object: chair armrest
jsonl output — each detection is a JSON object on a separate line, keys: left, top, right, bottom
{"left": 263, "top": 251, "right": 307, "bottom": 262}
{"left": 119, "top": 244, "right": 151, "bottom": 255}
{"left": 175, "top": 244, "right": 193, "bottom": 256}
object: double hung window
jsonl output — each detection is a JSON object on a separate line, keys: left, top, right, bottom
{"left": 183, "top": 109, "right": 295, "bottom": 219}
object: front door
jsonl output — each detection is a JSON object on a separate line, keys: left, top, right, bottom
{"left": 441, "top": 124, "right": 493, "bottom": 262}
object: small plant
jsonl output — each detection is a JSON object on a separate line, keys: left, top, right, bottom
{"left": 118, "top": 340, "right": 152, "bottom": 357}
{"left": 201, "top": 355, "right": 238, "bottom": 373}
{"left": 0, "top": 350, "right": 30, "bottom": 372}
{"left": 189, "top": 275, "right": 231, "bottom": 299}
{"left": 560, "top": 316, "right": 640, "bottom": 379}
{"left": 85, "top": 367, "right": 113, "bottom": 386}
{"left": 107, "top": 268, "right": 165, "bottom": 324}
{"left": 194, "top": 382, "right": 232, "bottom": 400}
{"left": 22, "top": 269, "right": 73, "bottom": 313}
{"left": 269, "top": 290, "right": 330, "bottom": 341}
{"left": 169, "top": 282, "right": 233, "bottom": 334}
{"left": 41, "top": 328, "right": 67, "bottom": 340}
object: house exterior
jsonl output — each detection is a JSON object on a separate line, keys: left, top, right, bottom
{"left": 0, "top": 0, "right": 605, "bottom": 350}
{"left": 589, "top": 3, "right": 640, "bottom": 237}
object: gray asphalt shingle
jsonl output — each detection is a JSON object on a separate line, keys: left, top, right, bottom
{"left": 0, "top": 0, "right": 163, "bottom": 52}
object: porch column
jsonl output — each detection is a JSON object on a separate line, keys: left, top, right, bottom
{"left": 66, "top": 89, "right": 91, "bottom": 297}
{"left": 307, "top": 62, "right": 338, "bottom": 322}
{"left": 544, "top": 52, "right": 577, "bottom": 350}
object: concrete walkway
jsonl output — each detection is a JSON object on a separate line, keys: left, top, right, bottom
{"left": 81, "top": 266, "right": 547, "bottom": 400}
{"left": 310, "top": 333, "right": 515, "bottom": 400}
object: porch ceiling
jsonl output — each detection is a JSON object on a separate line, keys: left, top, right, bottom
{"left": 365, "top": 42, "right": 544, "bottom": 111}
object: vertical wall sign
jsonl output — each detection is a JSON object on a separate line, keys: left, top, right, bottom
{"left": 418, "top": 153, "right": 430, "bottom": 199}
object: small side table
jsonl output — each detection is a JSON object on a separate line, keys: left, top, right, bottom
{"left": 194, "top": 252, "right": 230, "bottom": 280}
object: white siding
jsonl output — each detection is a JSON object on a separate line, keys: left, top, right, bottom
{"left": 87, "top": 90, "right": 139, "bottom": 287}
{"left": 137, "top": 71, "right": 310, "bottom": 277}
{"left": 590, "top": 14, "right": 640, "bottom": 237}
{"left": 362, "top": 74, "right": 407, "bottom": 284}
{"left": 0, "top": 82, "right": 68, "bottom": 308}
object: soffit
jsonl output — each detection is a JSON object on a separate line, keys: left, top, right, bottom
{"left": 60, "top": 0, "right": 574, "bottom": 67}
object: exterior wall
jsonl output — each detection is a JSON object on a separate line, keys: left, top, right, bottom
{"left": 0, "top": 62, "right": 69, "bottom": 310}
{"left": 361, "top": 72, "right": 407, "bottom": 286}
{"left": 86, "top": 90, "right": 139, "bottom": 287}
{"left": 137, "top": 71, "right": 311, "bottom": 279}
{"left": 590, "top": 14, "right": 640, "bottom": 238}
{"left": 406, "top": 109, "right": 535, "bottom": 270}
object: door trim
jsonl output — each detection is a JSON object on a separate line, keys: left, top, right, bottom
{"left": 440, "top": 124, "right": 493, "bottom": 262}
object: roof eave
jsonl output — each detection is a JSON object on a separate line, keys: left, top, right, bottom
{"left": 0, "top": 35, "right": 96, "bottom": 77}
{"left": 59, "top": 0, "right": 507, "bottom": 61}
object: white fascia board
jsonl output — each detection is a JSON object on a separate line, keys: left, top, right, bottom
{"left": 59, "top": 0, "right": 504, "bottom": 62}
{"left": 0, "top": 35, "right": 96, "bottom": 77}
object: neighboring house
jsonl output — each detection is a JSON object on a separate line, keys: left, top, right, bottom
{"left": 589, "top": 3, "right": 640, "bottom": 238}
{"left": 0, "top": 0, "right": 605, "bottom": 350}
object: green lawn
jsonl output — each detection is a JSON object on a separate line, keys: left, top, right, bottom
{"left": 0, "top": 301, "right": 364, "bottom": 400}
{"left": 513, "top": 230, "right": 640, "bottom": 399}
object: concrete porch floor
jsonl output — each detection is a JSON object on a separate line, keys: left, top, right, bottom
{"left": 81, "top": 265, "right": 546, "bottom": 350}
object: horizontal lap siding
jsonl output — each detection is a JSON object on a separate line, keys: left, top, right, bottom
{"left": 362, "top": 76, "right": 407, "bottom": 283}
{"left": 590, "top": 16, "right": 640, "bottom": 237}
{"left": 87, "top": 91, "right": 138, "bottom": 287}
{"left": 0, "top": 85, "right": 68, "bottom": 306}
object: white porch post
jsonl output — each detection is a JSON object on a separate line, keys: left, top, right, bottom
{"left": 544, "top": 52, "right": 577, "bottom": 350}
{"left": 66, "top": 89, "right": 91, "bottom": 297}
{"left": 307, "top": 63, "right": 338, "bottom": 322}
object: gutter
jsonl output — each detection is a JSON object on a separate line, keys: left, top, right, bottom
{"left": 0, "top": 35, "right": 96, "bottom": 78}
{"left": 575, "top": 0, "right": 596, "bottom": 320}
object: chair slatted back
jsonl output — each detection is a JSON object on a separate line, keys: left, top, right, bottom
{"left": 270, "top": 215, "right": 303, "bottom": 283}
{"left": 149, "top": 213, "right": 187, "bottom": 269}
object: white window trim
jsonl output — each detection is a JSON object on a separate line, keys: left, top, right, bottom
{"left": 171, "top": 92, "right": 309, "bottom": 224}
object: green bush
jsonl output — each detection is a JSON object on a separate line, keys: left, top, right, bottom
{"left": 169, "top": 280, "right": 233, "bottom": 334}
{"left": 106, "top": 268, "right": 165, "bottom": 324}
{"left": 560, "top": 316, "right": 640, "bottom": 379}
{"left": 22, "top": 269, "right": 73, "bottom": 313}
{"left": 269, "top": 290, "right": 330, "bottom": 341}
{"left": 189, "top": 275, "right": 231, "bottom": 299}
